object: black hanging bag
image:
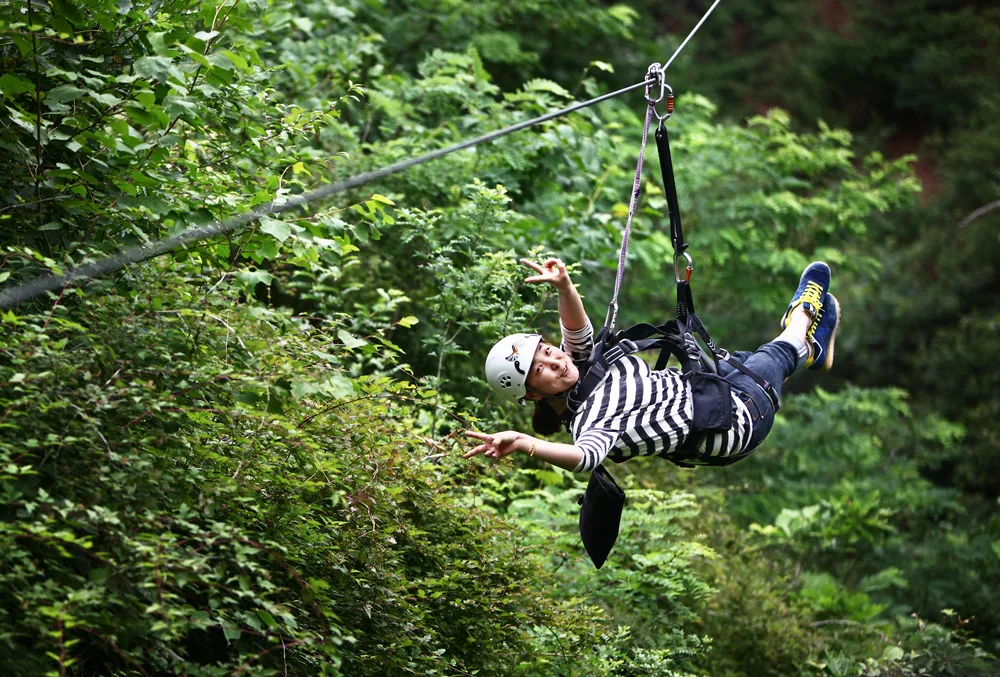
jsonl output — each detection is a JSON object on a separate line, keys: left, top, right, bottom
{"left": 577, "top": 466, "right": 625, "bottom": 569}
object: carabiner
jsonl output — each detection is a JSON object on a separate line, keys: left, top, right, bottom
{"left": 673, "top": 251, "right": 693, "bottom": 284}
{"left": 644, "top": 63, "right": 674, "bottom": 123}
{"left": 644, "top": 63, "right": 665, "bottom": 105}
{"left": 655, "top": 83, "right": 675, "bottom": 124}
{"left": 604, "top": 300, "right": 620, "bottom": 333}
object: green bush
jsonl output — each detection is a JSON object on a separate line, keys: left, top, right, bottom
{"left": 0, "top": 268, "right": 620, "bottom": 675}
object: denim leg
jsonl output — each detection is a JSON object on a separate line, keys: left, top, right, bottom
{"left": 717, "top": 341, "right": 800, "bottom": 451}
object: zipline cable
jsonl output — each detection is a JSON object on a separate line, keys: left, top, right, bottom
{"left": 0, "top": 79, "right": 652, "bottom": 310}
{"left": 660, "top": 0, "right": 723, "bottom": 74}
{"left": 0, "top": 0, "right": 723, "bottom": 309}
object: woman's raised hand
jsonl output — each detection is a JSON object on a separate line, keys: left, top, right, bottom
{"left": 522, "top": 255, "right": 589, "bottom": 332}
{"left": 521, "top": 257, "right": 570, "bottom": 290}
{"left": 463, "top": 430, "right": 524, "bottom": 460}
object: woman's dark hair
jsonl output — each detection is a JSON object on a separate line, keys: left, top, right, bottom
{"left": 532, "top": 399, "right": 565, "bottom": 436}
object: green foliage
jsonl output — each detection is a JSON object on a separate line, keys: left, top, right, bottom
{"left": 471, "top": 467, "right": 718, "bottom": 674}
{"left": 636, "top": 1, "right": 999, "bottom": 136}
{"left": 624, "top": 102, "right": 919, "bottom": 348}
{"left": 0, "top": 266, "right": 623, "bottom": 676}
{"left": 856, "top": 612, "right": 997, "bottom": 677}
{"left": 1, "top": 0, "right": 998, "bottom": 674}
{"left": 700, "top": 386, "right": 999, "bottom": 661}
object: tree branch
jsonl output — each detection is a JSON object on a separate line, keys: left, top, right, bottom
{"left": 810, "top": 619, "right": 889, "bottom": 642}
{"left": 957, "top": 200, "right": 1000, "bottom": 228}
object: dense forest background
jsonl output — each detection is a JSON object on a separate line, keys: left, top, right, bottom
{"left": 1, "top": 0, "right": 998, "bottom": 675}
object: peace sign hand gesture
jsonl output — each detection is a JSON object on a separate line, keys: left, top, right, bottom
{"left": 521, "top": 257, "right": 571, "bottom": 291}
{"left": 463, "top": 430, "right": 524, "bottom": 460}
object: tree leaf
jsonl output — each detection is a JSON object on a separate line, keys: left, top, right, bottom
{"left": 326, "top": 373, "right": 354, "bottom": 398}
{"left": 133, "top": 56, "right": 174, "bottom": 82}
{"left": 178, "top": 44, "right": 212, "bottom": 69}
{"left": 337, "top": 330, "right": 366, "bottom": 350}
{"left": 220, "top": 50, "right": 249, "bottom": 71}
{"left": 881, "top": 646, "right": 905, "bottom": 661}
{"left": 0, "top": 73, "right": 30, "bottom": 97}
{"left": 89, "top": 91, "right": 122, "bottom": 107}
{"left": 259, "top": 216, "right": 291, "bottom": 243}
{"left": 238, "top": 270, "right": 273, "bottom": 288}
{"left": 46, "top": 85, "right": 86, "bottom": 103}
{"left": 255, "top": 610, "right": 278, "bottom": 629}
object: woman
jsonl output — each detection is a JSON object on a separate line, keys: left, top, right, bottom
{"left": 464, "top": 257, "right": 840, "bottom": 472}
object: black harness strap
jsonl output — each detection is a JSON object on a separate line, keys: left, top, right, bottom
{"left": 657, "top": 120, "right": 687, "bottom": 256}
{"left": 655, "top": 116, "right": 780, "bottom": 407}
{"left": 567, "top": 322, "right": 697, "bottom": 415}
{"left": 656, "top": 120, "right": 697, "bottom": 320}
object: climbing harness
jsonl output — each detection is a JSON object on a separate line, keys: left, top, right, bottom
{"left": 570, "top": 65, "right": 780, "bottom": 469}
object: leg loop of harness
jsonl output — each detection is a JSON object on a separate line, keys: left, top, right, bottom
{"left": 719, "top": 353, "right": 781, "bottom": 413}
{"left": 736, "top": 389, "right": 766, "bottom": 422}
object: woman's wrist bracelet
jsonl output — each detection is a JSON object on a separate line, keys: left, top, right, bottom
{"left": 528, "top": 440, "right": 536, "bottom": 456}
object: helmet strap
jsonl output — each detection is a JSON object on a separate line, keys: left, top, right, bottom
{"left": 525, "top": 386, "right": 571, "bottom": 413}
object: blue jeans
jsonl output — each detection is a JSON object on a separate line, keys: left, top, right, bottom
{"left": 717, "top": 340, "right": 801, "bottom": 452}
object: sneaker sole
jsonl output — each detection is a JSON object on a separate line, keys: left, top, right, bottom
{"left": 815, "top": 294, "right": 841, "bottom": 372}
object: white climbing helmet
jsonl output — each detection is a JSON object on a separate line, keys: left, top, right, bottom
{"left": 484, "top": 333, "right": 543, "bottom": 405}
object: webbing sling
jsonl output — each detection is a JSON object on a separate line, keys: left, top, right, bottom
{"left": 655, "top": 106, "right": 696, "bottom": 322}
{"left": 604, "top": 64, "right": 660, "bottom": 333}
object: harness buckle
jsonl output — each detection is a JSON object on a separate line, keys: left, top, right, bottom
{"left": 603, "top": 345, "right": 624, "bottom": 364}
{"left": 603, "top": 339, "right": 639, "bottom": 367}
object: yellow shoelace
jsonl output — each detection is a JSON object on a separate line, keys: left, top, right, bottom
{"left": 800, "top": 281, "right": 825, "bottom": 345}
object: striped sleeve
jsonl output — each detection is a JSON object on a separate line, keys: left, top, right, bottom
{"left": 559, "top": 318, "right": 593, "bottom": 362}
{"left": 570, "top": 360, "right": 619, "bottom": 473}
{"left": 573, "top": 428, "right": 618, "bottom": 473}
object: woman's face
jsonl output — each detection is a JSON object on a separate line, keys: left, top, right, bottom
{"left": 525, "top": 342, "right": 579, "bottom": 397}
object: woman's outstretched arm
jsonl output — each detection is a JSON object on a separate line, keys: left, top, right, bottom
{"left": 464, "top": 430, "right": 584, "bottom": 472}
{"left": 521, "top": 258, "right": 588, "bottom": 331}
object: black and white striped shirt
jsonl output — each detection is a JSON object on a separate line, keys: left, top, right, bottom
{"left": 560, "top": 319, "right": 753, "bottom": 473}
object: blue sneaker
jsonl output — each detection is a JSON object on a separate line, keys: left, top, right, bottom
{"left": 806, "top": 293, "right": 840, "bottom": 371}
{"left": 781, "top": 262, "right": 831, "bottom": 329}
